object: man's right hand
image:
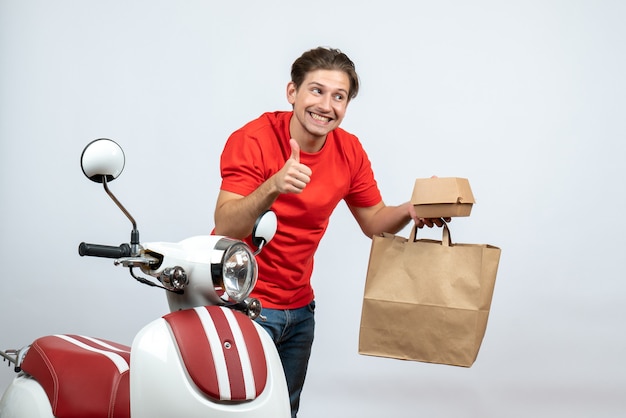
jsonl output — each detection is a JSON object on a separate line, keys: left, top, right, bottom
{"left": 274, "top": 139, "right": 312, "bottom": 194}
{"left": 215, "top": 139, "right": 312, "bottom": 238}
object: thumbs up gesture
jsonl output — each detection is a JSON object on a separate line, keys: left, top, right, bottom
{"left": 289, "top": 138, "right": 302, "bottom": 163}
{"left": 274, "top": 139, "right": 312, "bottom": 194}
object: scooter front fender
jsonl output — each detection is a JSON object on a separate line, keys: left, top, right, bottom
{"left": 130, "top": 306, "right": 290, "bottom": 418}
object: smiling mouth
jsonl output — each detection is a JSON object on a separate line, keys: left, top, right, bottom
{"left": 309, "top": 112, "right": 332, "bottom": 123}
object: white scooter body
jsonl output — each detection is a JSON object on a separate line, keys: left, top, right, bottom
{"left": 0, "top": 139, "right": 289, "bottom": 417}
{"left": 0, "top": 239, "right": 289, "bottom": 418}
{"left": 130, "top": 312, "right": 287, "bottom": 417}
{"left": 0, "top": 376, "right": 54, "bottom": 418}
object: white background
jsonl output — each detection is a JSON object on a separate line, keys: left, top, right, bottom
{"left": 1, "top": 1, "right": 625, "bottom": 417}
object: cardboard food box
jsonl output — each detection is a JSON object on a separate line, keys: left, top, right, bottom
{"left": 411, "top": 177, "right": 475, "bottom": 218}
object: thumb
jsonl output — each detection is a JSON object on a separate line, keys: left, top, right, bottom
{"left": 289, "top": 138, "right": 300, "bottom": 163}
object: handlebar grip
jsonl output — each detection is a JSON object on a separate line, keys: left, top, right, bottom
{"left": 78, "top": 242, "right": 132, "bottom": 258}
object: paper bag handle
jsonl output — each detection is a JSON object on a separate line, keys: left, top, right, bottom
{"left": 410, "top": 221, "right": 451, "bottom": 247}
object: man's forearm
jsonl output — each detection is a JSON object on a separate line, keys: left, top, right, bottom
{"left": 350, "top": 201, "right": 413, "bottom": 238}
{"left": 369, "top": 203, "right": 413, "bottom": 236}
{"left": 214, "top": 179, "right": 281, "bottom": 239}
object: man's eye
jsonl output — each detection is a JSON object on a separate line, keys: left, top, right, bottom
{"left": 334, "top": 94, "right": 344, "bottom": 101}
{"left": 312, "top": 88, "right": 322, "bottom": 94}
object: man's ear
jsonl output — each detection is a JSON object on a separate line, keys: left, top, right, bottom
{"left": 286, "top": 82, "right": 297, "bottom": 104}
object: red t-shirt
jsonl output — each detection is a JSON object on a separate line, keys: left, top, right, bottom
{"left": 219, "top": 111, "right": 382, "bottom": 309}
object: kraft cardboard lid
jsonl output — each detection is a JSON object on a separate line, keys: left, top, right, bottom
{"left": 411, "top": 177, "right": 476, "bottom": 205}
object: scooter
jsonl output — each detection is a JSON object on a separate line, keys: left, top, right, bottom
{"left": 0, "top": 139, "right": 290, "bottom": 417}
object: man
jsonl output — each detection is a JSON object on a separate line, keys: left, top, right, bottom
{"left": 214, "top": 46, "right": 445, "bottom": 417}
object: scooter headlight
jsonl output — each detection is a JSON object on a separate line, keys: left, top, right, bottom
{"left": 213, "top": 240, "right": 258, "bottom": 303}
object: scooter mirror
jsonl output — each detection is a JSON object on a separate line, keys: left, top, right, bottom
{"left": 81, "top": 138, "right": 125, "bottom": 183}
{"left": 251, "top": 210, "right": 277, "bottom": 252}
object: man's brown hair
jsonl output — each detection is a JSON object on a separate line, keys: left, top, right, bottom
{"left": 290, "top": 47, "right": 360, "bottom": 101}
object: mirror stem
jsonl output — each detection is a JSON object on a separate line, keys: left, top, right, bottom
{"left": 253, "top": 240, "right": 266, "bottom": 256}
{"left": 102, "top": 176, "right": 137, "bottom": 230}
{"left": 102, "top": 177, "right": 140, "bottom": 254}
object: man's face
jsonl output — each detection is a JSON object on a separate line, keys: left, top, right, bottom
{"left": 287, "top": 69, "right": 351, "bottom": 149}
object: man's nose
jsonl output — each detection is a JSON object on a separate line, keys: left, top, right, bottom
{"left": 318, "top": 94, "right": 332, "bottom": 111}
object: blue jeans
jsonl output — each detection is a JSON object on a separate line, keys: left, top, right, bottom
{"left": 255, "top": 301, "right": 315, "bottom": 418}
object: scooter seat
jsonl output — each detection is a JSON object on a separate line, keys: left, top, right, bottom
{"left": 21, "top": 334, "right": 131, "bottom": 418}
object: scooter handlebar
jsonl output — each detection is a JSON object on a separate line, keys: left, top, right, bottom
{"left": 78, "top": 242, "right": 131, "bottom": 259}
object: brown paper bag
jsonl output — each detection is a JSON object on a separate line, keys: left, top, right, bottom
{"left": 358, "top": 223, "right": 501, "bottom": 367}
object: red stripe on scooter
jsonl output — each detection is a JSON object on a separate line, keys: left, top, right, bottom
{"left": 164, "top": 309, "right": 221, "bottom": 399}
{"left": 164, "top": 306, "right": 268, "bottom": 401}
{"left": 231, "top": 310, "right": 267, "bottom": 397}
{"left": 206, "top": 307, "right": 247, "bottom": 400}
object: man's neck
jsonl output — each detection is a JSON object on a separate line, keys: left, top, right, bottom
{"left": 289, "top": 114, "right": 327, "bottom": 153}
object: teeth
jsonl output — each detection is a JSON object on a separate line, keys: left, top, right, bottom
{"left": 310, "top": 113, "right": 330, "bottom": 122}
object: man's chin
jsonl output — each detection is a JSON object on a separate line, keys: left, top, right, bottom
{"left": 305, "top": 127, "right": 333, "bottom": 140}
